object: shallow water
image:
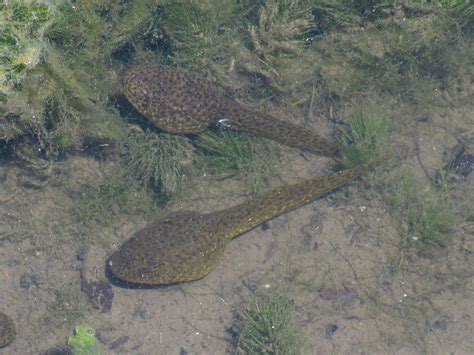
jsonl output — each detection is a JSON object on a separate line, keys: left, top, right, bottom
{"left": 1, "top": 2, "right": 474, "bottom": 354}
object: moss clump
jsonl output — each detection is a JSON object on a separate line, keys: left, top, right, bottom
{"left": 44, "top": 1, "right": 142, "bottom": 90}
{"left": 338, "top": 110, "right": 390, "bottom": 167}
{"left": 123, "top": 130, "right": 195, "bottom": 196}
{"left": 196, "top": 129, "right": 277, "bottom": 192}
{"left": 233, "top": 293, "right": 301, "bottom": 355}
{"left": 384, "top": 170, "right": 455, "bottom": 256}
{"left": 0, "top": 1, "right": 52, "bottom": 98}
{"left": 1, "top": 1, "right": 130, "bottom": 153}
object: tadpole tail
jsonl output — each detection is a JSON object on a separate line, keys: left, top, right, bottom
{"left": 224, "top": 107, "right": 341, "bottom": 160}
{"left": 220, "top": 156, "right": 387, "bottom": 240}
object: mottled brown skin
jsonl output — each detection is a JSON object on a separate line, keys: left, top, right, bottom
{"left": 124, "top": 66, "right": 341, "bottom": 159}
{"left": 107, "top": 160, "right": 381, "bottom": 286}
{"left": 0, "top": 312, "right": 15, "bottom": 348}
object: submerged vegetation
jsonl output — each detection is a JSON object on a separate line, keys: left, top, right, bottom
{"left": 233, "top": 293, "right": 301, "bottom": 355}
{"left": 2, "top": 0, "right": 472, "bottom": 181}
{"left": 124, "top": 130, "right": 195, "bottom": 196}
{"left": 0, "top": 0, "right": 473, "bottom": 352}
{"left": 338, "top": 110, "right": 390, "bottom": 167}
{"left": 196, "top": 129, "right": 277, "bottom": 192}
{"left": 71, "top": 173, "right": 158, "bottom": 238}
{"left": 0, "top": 1, "right": 51, "bottom": 99}
{"left": 449, "top": 0, "right": 474, "bottom": 24}
{"left": 384, "top": 170, "right": 455, "bottom": 256}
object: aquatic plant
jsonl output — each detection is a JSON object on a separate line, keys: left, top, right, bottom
{"left": 384, "top": 170, "right": 455, "bottom": 256}
{"left": 448, "top": 0, "right": 474, "bottom": 21}
{"left": 124, "top": 130, "right": 195, "bottom": 196}
{"left": 241, "top": 0, "right": 321, "bottom": 103}
{"left": 72, "top": 172, "right": 157, "bottom": 237}
{"left": 339, "top": 0, "right": 396, "bottom": 18}
{"left": 196, "top": 129, "right": 277, "bottom": 192}
{"left": 45, "top": 1, "right": 145, "bottom": 89}
{"left": 233, "top": 293, "right": 301, "bottom": 355}
{"left": 0, "top": 1, "right": 52, "bottom": 99}
{"left": 1, "top": 1, "right": 129, "bottom": 155}
{"left": 148, "top": 2, "right": 215, "bottom": 68}
{"left": 0, "top": 1, "right": 53, "bottom": 144}
{"left": 309, "top": 1, "right": 474, "bottom": 112}
{"left": 338, "top": 110, "right": 390, "bottom": 167}
{"left": 74, "top": 178, "right": 129, "bottom": 227}
{"left": 67, "top": 324, "right": 101, "bottom": 355}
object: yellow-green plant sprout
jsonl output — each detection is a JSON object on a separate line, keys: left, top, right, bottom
{"left": 338, "top": 110, "right": 390, "bottom": 167}
{"left": 67, "top": 324, "right": 101, "bottom": 355}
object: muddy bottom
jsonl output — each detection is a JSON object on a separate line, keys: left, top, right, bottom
{"left": 1, "top": 119, "right": 473, "bottom": 355}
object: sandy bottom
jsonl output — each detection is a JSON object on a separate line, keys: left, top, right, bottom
{"left": 1, "top": 108, "right": 473, "bottom": 354}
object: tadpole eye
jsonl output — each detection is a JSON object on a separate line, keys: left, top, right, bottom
{"left": 87, "top": 329, "right": 93, "bottom": 335}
